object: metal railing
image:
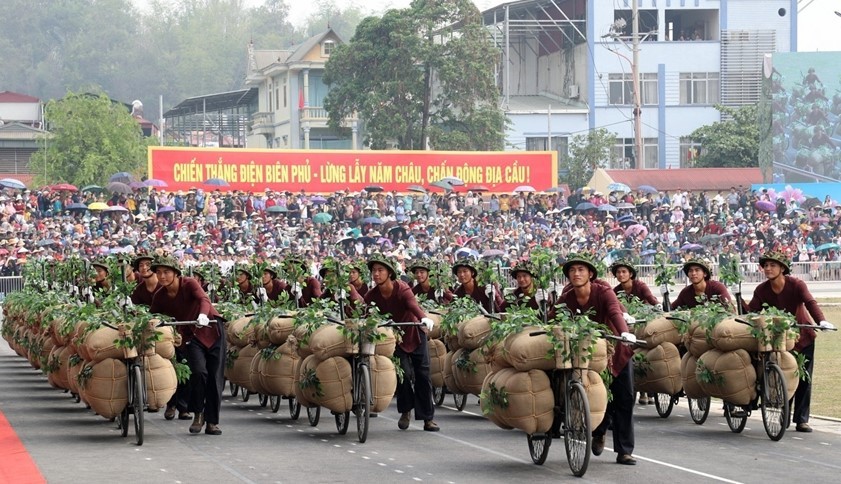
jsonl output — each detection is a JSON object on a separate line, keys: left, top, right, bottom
{"left": 0, "top": 276, "right": 24, "bottom": 301}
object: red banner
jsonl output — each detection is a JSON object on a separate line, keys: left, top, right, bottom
{"left": 148, "top": 147, "right": 557, "bottom": 193}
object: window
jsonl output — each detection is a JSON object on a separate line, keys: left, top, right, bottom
{"left": 267, "top": 83, "right": 272, "bottom": 112}
{"left": 680, "top": 73, "right": 720, "bottom": 104}
{"left": 613, "top": 138, "right": 659, "bottom": 169}
{"left": 608, "top": 73, "right": 658, "bottom": 105}
{"left": 527, "top": 136, "right": 569, "bottom": 176}
{"left": 282, "top": 77, "right": 287, "bottom": 107}
{"left": 322, "top": 40, "right": 335, "bottom": 57}
{"left": 275, "top": 86, "right": 279, "bottom": 110}
{"left": 680, "top": 137, "right": 702, "bottom": 167}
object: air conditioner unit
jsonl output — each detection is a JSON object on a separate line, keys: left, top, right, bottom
{"left": 568, "top": 85, "right": 580, "bottom": 99}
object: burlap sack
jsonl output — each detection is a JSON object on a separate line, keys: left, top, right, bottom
{"left": 711, "top": 317, "right": 755, "bottom": 352}
{"left": 369, "top": 355, "right": 397, "bottom": 413}
{"left": 589, "top": 338, "right": 609, "bottom": 374}
{"left": 68, "top": 322, "right": 88, "bottom": 355}
{"left": 428, "top": 338, "right": 447, "bottom": 388}
{"left": 680, "top": 353, "right": 705, "bottom": 398}
{"left": 252, "top": 322, "right": 272, "bottom": 349}
{"left": 698, "top": 349, "right": 757, "bottom": 405}
{"left": 643, "top": 316, "right": 682, "bottom": 348}
{"left": 144, "top": 354, "right": 177, "bottom": 410}
{"left": 309, "top": 324, "right": 353, "bottom": 361}
{"left": 443, "top": 350, "right": 462, "bottom": 394}
{"left": 458, "top": 315, "right": 492, "bottom": 350}
{"left": 259, "top": 344, "right": 301, "bottom": 397}
{"left": 83, "top": 358, "right": 128, "bottom": 419}
{"left": 685, "top": 322, "right": 712, "bottom": 358}
{"left": 374, "top": 327, "right": 397, "bottom": 357}
{"left": 480, "top": 370, "right": 514, "bottom": 430}
{"left": 311, "top": 356, "right": 353, "bottom": 414}
{"left": 46, "top": 345, "right": 67, "bottom": 390}
{"left": 582, "top": 369, "right": 608, "bottom": 430}
{"left": 80, "top": 326, "right": 124, "bottom": 363}
{"left": 444, "top": 331, "right": 461, "bottom": 352}
{"left": 502, "top": 327, "right": 555, "bottom": 372}
{"left": 426, "top": 312, "right": 443, "bottom": 340}
{"left": 267, "top": 315, "right": 296, "bottom": 345}
{"left": 39, "top": 337, "right": 55, "bottom": 370}
{"left": 154, "top": 326, "right": 177, "bottom": 360}
{"left": 291, "top": 325, "right": 313, "bottom": 358}
{"left": 481, "top": 368, "right": 553, "bottom": 434}
{"left": 67, "top": 354, "right": 82, "bottom": 395}
{"left": 452, "top": 348, "right": 491, "bottom": 395}
{"left": 294, "top": 355, "right": 319, "bottom": 407}
{"left": 49, "top": 314, "right": 69, "bottom": 347}
{"left": 226, "top": 316, "right": 254, "bottom": 347}
{"left": 635, "top": 342, "right": 682, "bottom": 395}
{"left": 55, "top": 346, "right": 73, "bottom": 390}
{"left": 482, "top": 341, "right": 511, "bottom": 373}
{"left": 695, "top": 349, "right": 723, "bottom": 397}
{"left": 249, "top": 350, "right": 268, "bottom": 394}
{"left": 777, "top": 350, "right": 799, "bottom": 402}
{"left": 229, "top": 345, "right": 258, "bottom": 389}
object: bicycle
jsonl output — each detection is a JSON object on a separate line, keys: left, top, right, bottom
{"left": 523, "top": 330, "right": 644, "bottom": 477}
{"left": 325, "top": 315, "right": 422, "bottom": 443}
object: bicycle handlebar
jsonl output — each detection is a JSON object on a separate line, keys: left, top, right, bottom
{"left": 734, "top": 317, "right": 837, "bottom": 332}
{"left": 324, "top": 315, "right": 423, "bottom": 328}
{"left": 528, "top": 330, "right": 645, "bottom": 346}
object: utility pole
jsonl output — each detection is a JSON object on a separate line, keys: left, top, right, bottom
{"left": 632, "top": 0, "right": 643, "bottom": 170}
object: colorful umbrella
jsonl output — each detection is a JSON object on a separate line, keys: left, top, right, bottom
{"left": 364, "top": 185, "right": 384, "bottom": 192}
{"left": 105, "top": 205, "right": 129, "bottom": 212}
{"left": 157, "top": 206, "right": 175, "bottom": 214}
{"left": 513, "top": 185, "right": 536, "bottom": 193}
{"left": 361, "top": 217, "right": 383, "bottom": 225}
{"left": 637, "top": 185, "right": 658, "bottom": 194}
{"left": 145, "top": 179, "right": 168, "bottom": 187}
{"left": 88, "top": 202, "right": 109, "bottom": 211}
{"left": 407, "top": 185, "right": 426, "bottom": 193}
{"left": 66, "top": 203, "right": 89, "bottom": 212}
{"left": 81, "top": 185, "right": 104, "bottom": 193}
{"left": 429, "top": 181, "right": 453, "bottom": 191}
{"left": 107, "top": 182, "right": 132, "bottom": 194}
{"left": 624, "top": 224, "right": 648, "bottom": 237}
{"left": 598, "top": 204, "right": 618, "bottom": 213}
{"left": 266, "top": 205, "right": 288, "bottom": 213}
{"left": 755, "top": 200, "right": 776, "bottom": 213}
{"left": 204, "top": 178, "right": 230, "bottom": 187}
{"left": 469, "top": 185, "right": 489, "bottom": 192}
{"left": 109, "top": 172, "right": 134, "bottom": 184}
{"left": 440, "top": 176, "right": 464, "bottom": 186}
{"left": 607, "top": 182, "right": 631, "bottom": 193}
{"left": 313, "top": 212, "right": 333, "bottom": 224}
{"left": 680, "top": 243, "right": 704, "bottom": 251}
{"left": 310, "top": 196, "right": 328, "bottom": 204}
{"left": 815, "top": 243, "right": 839, "bottom": 252}
{"left": 50, "top": 183, "right": 78, "bottom": 191}
{"left": 575, "top": 202, "right": 597, "bottom": 211}
{"left": 0, "top": 178, "right": 26, "bottom": 190}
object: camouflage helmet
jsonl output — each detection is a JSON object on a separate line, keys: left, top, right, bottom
{"left": 562, "top": 253, "right": 599, "bottom": 281}
{"left": 131, "top": 253, "right": 155, "bottom": 271}
{"left": 609, "top": 259, "right": 637, "bottom": 279}
{"left": 407, "top": 258, "right": 432, "bottom": 274}
{"left": 367, "top": 253, "right": 399, "bottom": 281}
{"left": 510, "top": 260, "right": 537, "bottom": 279}
{"left": 683, "top": 257, "right": 712, "bottom": 280}
{"left": 90, "top": 258, "right": 110, "bottom": 274}
{"left": 452, "top": 258, "right": 479, "bottom": 278}
{"left": 758, "top": 251, "right": 791, "bottom": 275}
{"left": 150, "top": 254, "right": 182, "bottom": 277}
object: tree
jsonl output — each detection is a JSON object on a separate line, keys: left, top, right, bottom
{"left": 322, "top": 0, "right": 506, "bottom": 150}
{"left": 689, "top": 104, "right": 759, "bottom": 168}
{"left": 37, "top": 92, "right": 150, "bottom": 187}
{"left": 564, "top": 128, "right": 617, "bottom": 191}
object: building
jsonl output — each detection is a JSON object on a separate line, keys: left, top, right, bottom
{"left": 480, "top": 0, "right": 795, "bottom": 170}
{"left": 163, "top": 89, "right": 257, "bottom": 148}
{"left": 0, "top": 91, "right": 47, "bottom": 181}
{"left": 245, "top": 29, "right": 358, "bottom": 150}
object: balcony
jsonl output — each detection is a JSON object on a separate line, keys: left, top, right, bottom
{"left": 300, "top": 106, "right": 329, "bottom": 121}
{"left": 249, "top": 111, "right": 274, "bottom": 137}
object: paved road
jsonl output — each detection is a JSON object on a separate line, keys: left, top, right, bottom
{"left": 1, "top": 339, "right": 840, "bottom": 484}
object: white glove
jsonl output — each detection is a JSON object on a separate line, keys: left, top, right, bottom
{"left": 485, "top": 284, "right": 494, "bottom": 297}
{"left": 534, "top": 289, "right": 547, "bottom": 303}
{"left": 293, "top": 282, "right": 303, "bottom": 299}
{"left": 123, "top": 296, "right": 134, "bottom": 309}
{"left": 258, "top": 287, "right": 268, "bottom": 303}
{"left": 434, "top": 288, "right": 444, "bottom": 300}
{"left": 251, "top": 300, "right": 260, "bottom": 310}
{"left": 197, "top": 314, "right": 210, "bottom": 327}
{"left": 421, "top": 317, "right": 434, "bottom": 332}
{"left": 621, "top": 332, "right": 637, "bottom": 344}
{"left": 728, "top": 283, "right": 741, "bottom": 295}
{"left": 819, "top": 321, "right": 836, "bottom": 330}
{"left": 659, "top": 284, "right": 670, "bottom": 295}
{"left": 338, "top": 288, "right": 347, "bottom": 300}
{"left": 623, "top": 313, "right": 636, "bottom": 326}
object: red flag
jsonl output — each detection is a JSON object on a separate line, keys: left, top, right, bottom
{"left": 298, "top": 88, "right": 304, "bottom": 110}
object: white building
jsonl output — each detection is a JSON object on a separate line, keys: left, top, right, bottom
{"left": 481, "top": 0, "right": 795, "bottom": 170}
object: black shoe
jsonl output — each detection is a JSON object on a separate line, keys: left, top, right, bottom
{"left": 592, "top": 435, "right": 605, "bottom": 456}
{"left": 164, "top": 406, "right": 176, "bottom": 420}
{"left": 398, "top": 412, "right": 410, "bottom": 430}
{"left": 178, "top": 411, "right": 193, "bottom": 420}
{"left": 796, "top": 423, "right": 813, "bottom": 433}
{"left": 616, "top": 454, "right": 637, "bottom": 465}
{"left": 205, "top": 423, "right": 222, "bottom": 435}
{"left": 189, "top": 413, "right": 205, "bottom": 434}
{"left": 423, "top": 420, "right": 440, "bottom": 432}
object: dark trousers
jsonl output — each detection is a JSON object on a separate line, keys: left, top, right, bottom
{"left": 167, "top": 347, "right": 190, "bottom": 412}
{"left": 593, "top": 361, "right": 635, "bottom": 456}
{"left": 183, "top": 332, "right": 226, "bottom": 425}
{"left": 793, "top": 342, "right": 814, "bottom": 424}
{"left": 394, "top": 333, "right": 434, "bottom": 421}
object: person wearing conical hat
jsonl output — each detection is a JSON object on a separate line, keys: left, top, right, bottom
{"left": 748, "top": 251, "right": 834, "bottom": 433}
{"left": 671, "top": 257, "right": 732, "bottom": 310}
{"left": 610, "top": 259, "right": 658, "bottom": 306}
{"left": 150, "top": 255, "right": 225, "bottom": 436}
{"left": 408, "top": 258, "right": 453, "bottom": 305}
{"left": 452, "top": 258, "right": 505, "bottom": 312}
{"left": 363, "top": 253, "right": 438, "bottom": 432}
{"left": 557, "top": 253, "right": 637, "bottom": 466}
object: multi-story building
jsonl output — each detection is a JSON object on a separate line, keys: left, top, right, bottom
{"left": 481, "top": 0, "right": 795, "bottom": 170}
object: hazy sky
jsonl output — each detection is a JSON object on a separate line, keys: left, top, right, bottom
{"left": 132, "top": 0, "right": 841, "bottom": 52}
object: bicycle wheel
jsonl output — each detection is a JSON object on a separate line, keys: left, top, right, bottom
{"left": 453, "top": 392, "right": 467, "bottom": 411}
{"left": 724, "top": 402, "right": 747, "bottom": 433}
{"left": 307, "top": 406, "right": 320, "bottom": 426}
{"left": 527, "top": 434, "right": 551, "bottom": 465}
{"left": 335, "top": 411, "right": 350, "bottom": 435}
{"left": 688, "top": 397, "right": 710, "bottom": 425}
{"left": 288, "top": 397, "right": 301, "bottom": 420}
{"left": 564, "top": 381, "right": 591, "bottom": 477}
{"left": 132, "top": 365, "right": 145, "bottom": 446}
{"left": 259, "top": 393, "right": 269, "bottom": 408}
{"left": 761, "top": 363, "right": 788, "bottom": 441}
{"left": 654, "top": 393, "right": 675, "bottom": 418}
{"left": 433, "top": 386, "right": 445, "bottom": 406}
{"left": 241, "top": 387, "right": 250, "bottom": 402}
{"left": 229, "top": 381, "right": 239, "bottom": 397}
{"left": 270, "top": 395, "right": 280, "bottom": 413}
{"left": 356, "top": 364, "right": 371, "bottom": 443}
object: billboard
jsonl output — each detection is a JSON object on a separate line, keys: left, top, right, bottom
{"left": 763, "top": 52, "right": 841, "bottom": 182}
{"left": 148, "top": 147, "right": 557, "bottom": 193}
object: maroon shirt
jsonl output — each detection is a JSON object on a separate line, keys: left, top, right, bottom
{"left": 131, "top": 279, "right": 161, "bottom": 307}
{"left": 748, "top": 276, "right": 824, "bottom": 351}
{"left": 364, "top": 280, "right": 426, "bottom": 353}
{"left": 613, "top": 279, "right": 658, "bottom": 306}
{"left": 557, "top": 282, "right": 632, "bottom": 377}
{"left": 412, "top": 284, "right": 454, "bottom": 305}
{"left": 454, "top": 282, "right": 505, "bottom": 312}
{"left": 672, "top": 280, "right": 732, "bottom": 310}
{"left": 350, "top": 281, "right": 369, "bottom": 299}
{"left": 150, "top": 277, "right": 221, "bottom": 348}
{"left": 280, "top": 276, "right": 323, "bottom": 308}
{"left": 263, "top": 279, "right": 284, "bottom": 301}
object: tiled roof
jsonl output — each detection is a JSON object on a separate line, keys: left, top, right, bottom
{"left": 0, "top": 91, "right": 40, "bottom": 103}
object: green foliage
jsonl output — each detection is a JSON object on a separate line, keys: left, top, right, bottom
{"left": 599, "top": 368, "right": 614, "bottom": 403}
{"left": 688, "top": 299, "right": 731, "bottom": 340}
{"left": 77, "top": 363, "right": 93, "bottom": 388}
{"left": 454, "top": 349, "right": 477, "bottom": 374}
{"left": 440, "top": 296, "right": 481, "bottom": 337}
{"left": 479, "top": 382, "right": 509, "bottom": 415}
{"left": 299, "top": 368, "right": 324, "bottom": 397}
{"left": 544, "top": 307, "right": 604, "bottom": 365}
{"left": 793, "top": 351, "right": 811, "bottom": 383}
{"left": 689, "top": 104, "right": 759, "bottom": 168}
{"left": 260, "top": 345, "right": 282, "bottom": 361}
{"left": 487, "top": 304, "right": 539, "bottom": 347}
{"left": 172, "top": 357, "right": 192, "bottom": 384}
{"left": 718, "top": 255, "right": 743, "bottom": 287}
{"left": 632, "top": 351, "right": 650, "bottom": 379}
{"left": 696, "top": 358, "right": 723, "bottom": 386}
{"left": 750, "top": 305, "right": 797, "bottom": 349}
{"left": 563, "top": 128, "right": 617, "bottom": 190}
{"left": 37, "top": 92, "right": 149, "bottom": 187}
{"left": 653, "top": 252, "right": 679, "bottom": 287}
{"left": 225, "top": 348, "right": 239, "bottom": 370}
{"left": 391, "top": 355, "right": 406, "bottom": 384}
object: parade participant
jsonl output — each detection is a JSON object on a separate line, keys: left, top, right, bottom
{"left": 91, "top": 260, "right": 111, "bottom": 294}
{"left": 348, "top": 262, "right": 369, "bottom": 299}
{"left": 150, "top": 255, "right": 225, "bottom": 436}
{"left": 408, "top": 258, "right": 453, "bottom": 305}
{"left": 747, "top": 251, "right": 835, "bottom": 433}
{"left": 259, "top": 265, "right": 283, "bottom": 302}
{"left": 557, "top": 253, "right": 637, "bottom": 465}
{"left": 509, "top": 260, "right": 554, "bottom": 320}
{"left": 363, "top": 253, "right": 438, "bottom": 432}
{"left": 452, "top": 258, "right": 505, "bottom": 312}
{"left": 671, "top": 258, "right": 733, "bottom": 310}
{"left": 235, "top": 268, "right": 257, "bottom": 305}
{"left": 130, "top": 254, "right": 160, "bottom": 307}
{"left": 281, "top": 257, "right": 322, "bottom": 308}
{"left": 319, "top": 260, "right": 363, "bottom": 314}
